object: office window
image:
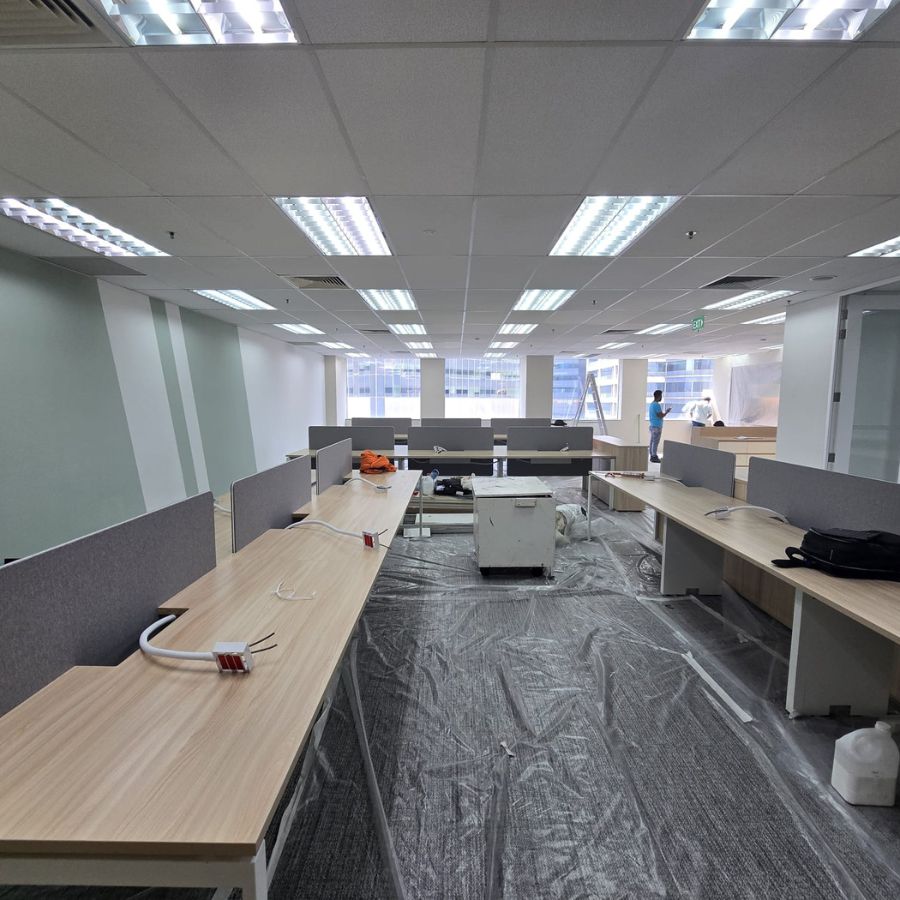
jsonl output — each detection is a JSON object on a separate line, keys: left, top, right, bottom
{"left": 346, "top": 358, "right": 420, "bottom": 417}
{"left": 553, "top": 357, "right": 620, "bottom": 420}
{"left": 646, "top": 358, "right": 714, "bottom": 420}
{"left": 444, "top": 358, "right": 521, "bottom": 418}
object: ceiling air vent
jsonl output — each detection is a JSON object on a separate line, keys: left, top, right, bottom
{"left": 0, "top": 0, "right": 116, "bottom": 47}
{"left": 601, "top": 328, "right": 634, "bottom": 334}
{"left": 359, "top": 329, "right": 390, "bottom": 334}
{"left": 281, "top": 275, "right": 348, "bottom": 290}
{"left": 703, "top": 275, "right": 778, "bottom": 290}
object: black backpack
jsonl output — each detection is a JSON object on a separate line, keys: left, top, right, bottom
{"left": 772, "top": 528, "right": 900, "bottom": 581}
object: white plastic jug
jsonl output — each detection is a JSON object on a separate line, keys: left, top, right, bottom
{"left": 831, "top": 721, "right": 899, "bottom": 807}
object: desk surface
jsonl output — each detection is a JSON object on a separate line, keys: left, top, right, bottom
{"left": 595, "top": 473, "right": 900, "bottom": 645}
{"left": 472, "top": 476, "right": 553, "bottom": 498}
{"left": 0, "top": 476, "right": 418, "bottom": 860}
{"left": 290, "top": 447, "right": 597, "bottom": 461}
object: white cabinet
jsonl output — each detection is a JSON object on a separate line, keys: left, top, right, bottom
{"left": 472, "top": 477, "right": 556, "bottom": 575}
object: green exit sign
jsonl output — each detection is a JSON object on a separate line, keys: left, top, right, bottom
{"left": 691, "top": 315, "right": 705, "bottom": 333}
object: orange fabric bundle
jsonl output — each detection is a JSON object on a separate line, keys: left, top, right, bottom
{"left": 359, "top": 449, "right": 396, "bottom": 474}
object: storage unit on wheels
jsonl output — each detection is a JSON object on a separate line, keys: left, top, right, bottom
{"left": 472, "top": 476, "right": 556, "bottom": 576}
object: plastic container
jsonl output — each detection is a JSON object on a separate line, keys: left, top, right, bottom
{"left": 831, "top": 721, "right": 899, "bottom": 806}
{"left": 420, "top": 475, "right": 435, "bottom": 496}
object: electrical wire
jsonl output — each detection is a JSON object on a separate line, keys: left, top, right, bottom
{"left": 273, "top": 580, "right": 317, "bottom": 601}
{"left": 704, "top": 505, "right": 789, "bottom": 524}
{"left": 346, "top": 475, "right": 391, "bottom": 491}
{"left": 214, "top": 502, "right": 232, "bottom": 515}
{"left": 139, "top": 615, "right": 215, "bottom": 662}
{"left": 287, "top": 519, "right": 365, "bottom": 540}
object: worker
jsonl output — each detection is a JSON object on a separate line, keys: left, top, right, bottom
{"left": 648, "top": 390, "right": 671, "bottom": 464}
{"left": 686, "top": 396, "right": 714, "bottom": 428}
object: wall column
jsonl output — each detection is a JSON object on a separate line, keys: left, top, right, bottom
{"left": 420, "top": 357, "right": 445, "bottom": 418}
{"left": 523, "top": 355, "right": 554, "bottom": 417}
{"left": 324, "top": 355, "right": 347, "bottom": 426}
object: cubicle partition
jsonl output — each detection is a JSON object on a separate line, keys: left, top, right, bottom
{"left": 0, "top": 493, "right": 216, "bottom": 716}
{"left": 316, "top": 438, "right": 354, "bottom": 494}
{"left": 660, "top": 440, "right": 736, "bottom": 495}
{"left": 420, "top": 417, "right": 482, "bottom": 428}
{"left": 309, "top": 425, "right": 395, "bottom": 461}
{"left": 407, "top": 425, "right": 494, "bottom": 475}
{"left": 506, "top": 426, "right": 593, "bottom": 476}
{"left": 490, "top": 417, "right": 551, "bottom": 443}
{"left": 350, "top": 417, "right": 412, "bottom": 436}
{"left": 231, "top": 455, "right": 313, "bottom": 553}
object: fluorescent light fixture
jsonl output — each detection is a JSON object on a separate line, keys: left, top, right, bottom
{"left": 415, "top": 352, "right": 437, "bottom": 358}
{"left": 850, "top": 233, "right": 900, "bottom": 257}
{"left": 274, "top": 197, "right": 390, "bottom": 256}
{"left": 347, "top": 352, "right": 371, "bottom": 358}
{"left": 635, "top": 323, "right": 690, "bottom": 335}
{"left": 319, "top": 341, "right": 353, "bottom": 350}
{"left": 514, "top": 289, "right": 575, "bottom": 311}
{"left": 98, "top": 0, "right": 298, "bottom": 45}
{"left": 703, "top": 288, "right": 797, "bottom": 311}
{"left": 273, "top": 323, "right": 325, "bottom": 335}
{"left": 194, "top": 289, "right": 275, "bottom": 311}
{"left": 484, "top": 352, "right": 506, "bottom": 358}
{"left": 551, "top": 196, "right": 679, "bottom": 256}
{"left": 687, "top": 0, "right": 895, "bottom": 41}
{"left": 597, "top": 341, "right": 634, "bottom": 350}
{"left": 358, "top": 289, "right": 417, "bottom": 311}
{"left": 388, "top": 323, "right": 426, "bottom": 335}
{"left": 489, "top": 341, "right": 518, "bottom": 349}
{"left": 0, "top": 198, "right": 168, "bottom": 257}
{"left": 743, "top": 312, "right": 786, "bottom": 325}
{"left": 498, "top": 323, "right": 538, "bottom": 334}
{"left": 405, "top": 341, "right": 433, "bottom": 350}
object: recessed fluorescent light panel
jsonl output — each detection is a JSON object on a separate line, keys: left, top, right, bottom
{"left": 274, "top": 197, "right": 390, "bottom": 256}
{"left": 850, "top": 233, "right": 900, "bottom": 257}
{"left": 484, "top": 352, "right": 506, "bottom": 358}
{"left": 514, "top": 290, "right": 575, "bottom": 312}
{"left": 347, "top": 352, "right": 370, "bottom": 358}
{"left": 388, "top": 323, "right": 426, "bottom": 335}
{"left": 687, "top": 1, "right": 896, "bottom": 41}
{"left": 405, "top": 341, "right": 433, "bottom": 350}
{"left": 0, "top": 198, "right": 168, "bottom": 257}
{"left": 194, "top": 289, "right": 275, "bottom": 311}
{"left": 274, "top": 323, "right": 324, "bottom": 334}
{"left": 416, "top": 352, "right": 437, "bottom": 358}
{"left": 635, "top": 323, "right": 690, "bottom": 335}
{"left": 98, "top": 0, "right": 298, "bottom": 45}
{"left": 499, "top": 323, "right": 538, "bottom": 335}
{"left": 358, "top": 290, "right": 417, "bottom": 311}
{"left": 743, "top": 312, "right": 787, "bottom": 325}
{"left": 489, "top": 341, "right": 518, "bottom": 349}
{"left": 597, "top": 341, "right": 634, "bottom": 350}
{"left": 703, "top": 289, "right": 797, "bottom": 311}
{"left": 320, "top": 341, "right": 353, "bottom": 350}
{"left": 551, "top": 196, "right": 679, "bottom": 256}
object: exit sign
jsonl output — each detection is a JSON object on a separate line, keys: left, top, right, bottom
{"left": 691, "top": 315, "right": 705, "bottom": 333}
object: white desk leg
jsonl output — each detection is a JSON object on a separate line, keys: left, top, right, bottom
{"left": 660, "top": 519, "right": 723, "bottom": 595}
{"left": 586, "top": 473, "right": 593, "bottom": 540}
{"left": 787, "top": 589, "right": 893, "bottom": 718}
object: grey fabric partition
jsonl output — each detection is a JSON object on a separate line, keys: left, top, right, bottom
{"left": 747, "top": 457, "right": 900, "bottom": 532}
{"left": 231, "top": 455, "right": 313, "bottom": 553}
{"left": 420, "top": 417, "right": 482, "bottom": 428}
{"left": 350, "top": 417, "right": 412, "bottom": 434}
{"left": 660, "top": 441, "right": 736, "bottom": 495}
{"left": 317, "top": 438, "right": 353, "bottom": 495}
{"left": 506, "top": 426, "right": 593, "bottom": 476}
{"left": 491, "top": 417, "right": 551, "bottom": 435}
{"left": 309, "top": 425, "right": 395, "bottom": 454}
{"left": 408, "top": 425, "right": 494, "bottom": 475}
{"left": 0, "top": 493, "right": 215, "bottom": 716}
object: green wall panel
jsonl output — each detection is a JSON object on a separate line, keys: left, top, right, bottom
{"left": 0, "top": 248, "right": 144, "bottom": 561}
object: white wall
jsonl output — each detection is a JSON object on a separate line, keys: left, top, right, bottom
{"left": 324, "top": 355, "right": 347, "bottom": 426}
{"left": 523, "top": 355, "right": 554, "bottom": 417}
{"left": 777, "top": 296, "right": 842, "bottom": 467}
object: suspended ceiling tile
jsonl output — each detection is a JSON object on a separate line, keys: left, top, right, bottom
{"left": 372, "top": 196, "right": 474, "bottom": 256}
{"left": 527, "top": 257, "right": 613, "bottom": 290}
{"left": 647, "top": 258, "right": 760, "bottom": 290}
{"left": 472, "top": 196, "right": 581, "bottom": 255}
{"left": 326, "top": 256, "right": 408, "bottom": 289}
{"left": 588, "top": 257, "right": 681, "bottom": 291}
{"left": 778, "top": 196, "right": 900, "bottom": 257}
{"left": 398, "top": 256, "right": 469, "bottom": 290}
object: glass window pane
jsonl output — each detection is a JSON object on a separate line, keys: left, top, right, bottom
{"left": 346, "top": 358, "right": 421, "bottom": 418}
{"left": 645, "top": 357, "right": 714, "bottom": 421}
{"left": 444, "top": 358, "right": 521, "bottom": 418}
{"left": 552, "top": 356, "right": 620, "bottom": 420}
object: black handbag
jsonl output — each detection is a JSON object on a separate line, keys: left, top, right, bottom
{"left": 772, "top": 528, "right": 900, "bottom": 581}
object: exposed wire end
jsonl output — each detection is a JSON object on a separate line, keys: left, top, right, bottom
{"left": 251, "top": 643, "right": 278, "bottom": 654}
{"left": 249, "top": 631, "right": 276, "bottom": 647}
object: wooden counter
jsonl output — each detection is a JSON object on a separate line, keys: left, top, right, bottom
{"left": 590, "top": 435, "right": 647, "bottom": 511}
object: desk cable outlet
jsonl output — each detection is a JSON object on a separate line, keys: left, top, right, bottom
{"left": 432, "top": 445, "right": 447, "bottom": 453}
{"left": 704, "top": 505, "right": 789, "bottom": 524}
{"left": 140, "top": 614, "right": 276, "bottom": 674}
{"left": 288, "top": 518, "right": 386, "bottom": 549}
{"left": 346, "top": 475, "right": 391, "bottom": 492}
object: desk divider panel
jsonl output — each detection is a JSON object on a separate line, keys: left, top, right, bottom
{"left": 506, "top": 426, "right": 593, "bottom": 476}
{"left": 747, "top": 458, "right": 900, "bottom": 532}
{"left": 490, "top": 417, "right": 551, "bottom": 436}
{"left": 660, "top": 441, "right": 736, "bottom": 495}
{"left": 231, "top": 455, "right": 313, "bottom": 553}
{"left": 420, "top": 417, "right": 482, "bottom": 428}
{"left": 350, "top": 417, "right": 412, "bottom": 434}
{"left": 309, "top": 425, "right": 395, "bottom": 454}
{"left": 408, "top": 425, "right": 494, "bottom": 475}
{"left": 0, "top": 493, "right": 216, "bottom": 716}
{"left": 316, "top": 438, "right": 353, "bottom": 495}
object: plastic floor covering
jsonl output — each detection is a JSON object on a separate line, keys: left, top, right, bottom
{"left": 3, "top": 477, "right": 900, "bottom": 900}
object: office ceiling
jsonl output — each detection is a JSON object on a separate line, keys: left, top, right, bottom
{"left": 2, "top": 1, "right": 900, "bottom": 359}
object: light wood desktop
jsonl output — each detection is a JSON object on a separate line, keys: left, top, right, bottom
{"left": 0, "top": 471, "right": 419, "bottom": 897}
{"left": 590, "top": 436, "right": 647, "bottom": 511}
{"left": 589, "top": 473, "right": 900, "bottom": 718}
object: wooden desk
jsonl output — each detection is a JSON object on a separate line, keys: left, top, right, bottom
{"left": 695, "top": 436, "right": 777, "bottom": 468}
{"left": 0, "top": 475, "right": 419, "bottom": 897}
{"left": 590, "top": 473, "right": 900, "bottom": 718}
{"left": 590, "top": 436, "right": 647, "bottom": 511}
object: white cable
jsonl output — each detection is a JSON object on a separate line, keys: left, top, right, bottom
{"left": 288, "top": 518, "right": 365, "bottom": 540}
{"left": 139, "top": 615, "right": 215, "bottom": 662}
{"left": 214, "top": 502, "right": 232, "bottom": 515}
{"left": 704, "top": 505, "right": 789, "bottom": 524}
{"left": 346, "top": 475, "right": 390, "bottom": 492}
{"left": 273, "top": 580, "right": 317, "bottom": 601}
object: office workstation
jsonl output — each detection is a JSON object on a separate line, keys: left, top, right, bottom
{"left": 3, "top": 3, "right": 900, "bottom": 897}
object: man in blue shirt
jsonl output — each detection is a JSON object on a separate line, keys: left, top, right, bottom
{"left": 648, "top": 390, "right": 671, "bottom": 463}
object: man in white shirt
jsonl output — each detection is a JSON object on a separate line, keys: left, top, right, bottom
{"left": 686, "top": 396, "right": 714, "bottom": 428}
